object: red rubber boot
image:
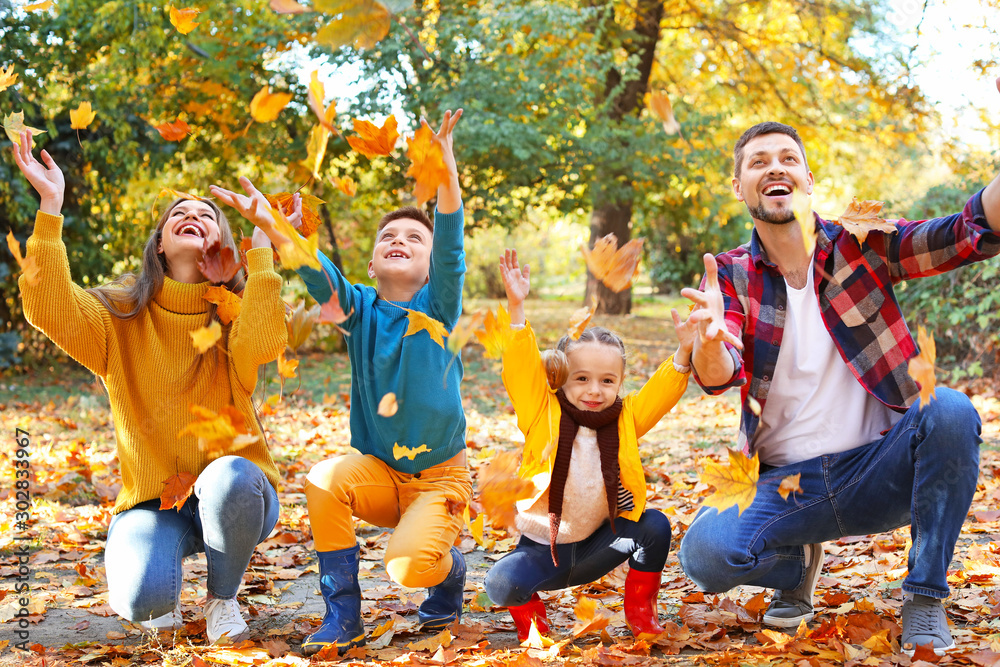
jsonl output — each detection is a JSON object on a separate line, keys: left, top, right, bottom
{"left": 508, "top": 593, "right": 550, "bottom": 642}
{"left": 624, "top": 569, "right": 665, "bottom": 637}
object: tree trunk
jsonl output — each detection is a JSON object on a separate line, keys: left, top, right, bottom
{"left": 585, "top": 201, "right": 634, "bottom": 314}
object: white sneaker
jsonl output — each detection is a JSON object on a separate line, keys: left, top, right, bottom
{"left": 139, "top": 605, "right": 183, "bottom": 631}
{"left": 204, "top": 598, "right": 249, "bottom": 644}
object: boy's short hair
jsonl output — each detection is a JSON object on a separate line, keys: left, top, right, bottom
{"left": 377, "top": 206, "right": 434, "bottom": 235}
{"left": 733, "top": 121, "right": 808, "bottom": 179}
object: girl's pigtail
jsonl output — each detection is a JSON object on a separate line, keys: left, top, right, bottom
{"left": 541, "top": 349, "right": 569, "bottom": 389}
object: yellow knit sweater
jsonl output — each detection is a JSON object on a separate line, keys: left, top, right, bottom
{"left": 19, "top": 211, "right": 286, "bottom": 513}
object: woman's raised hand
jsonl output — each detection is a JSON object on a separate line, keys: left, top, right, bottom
{"left": 209, "top": 177, "right": 299, "bottom": 247}
{"left": 11, "top": 130, "right": 64, "bottom": 215}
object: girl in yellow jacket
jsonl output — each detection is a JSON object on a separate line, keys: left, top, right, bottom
{"left": 13, "top": 131, "right": 289, "bottom": 645}
{"left": 484, "top": 249, "right": 740, "bottom": 640}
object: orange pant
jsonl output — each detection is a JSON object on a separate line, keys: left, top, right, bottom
{"left": 305, "top": 453, "right": 472, "bottom": 589}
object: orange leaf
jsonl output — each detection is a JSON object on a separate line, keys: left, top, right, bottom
{"left": 6, "top": 230, "right": 40, "bottom": 286}
{"left": 567, "top": 295, "right": 597, "bottom": 340}
{"left": 69, "top": 101, "right": 96, "bottom": 130}
{"left": 318, "top": 296, "right": 354, "bottom": 329}
{"left": 269, "top": 0, "right": 310, "bottom": 13}
{"left": 777, "top": 473, "right": 802, "bottom": 501}
{"left": 308, "top": 71, "right": 338, "bottom": 133}
{"left": 378, "top": 392, "right": 398, "bottom": 417}
{"left": 277, "top": 350, "right": 299, "bottom": 379}
{"left": 699, "top": 449, "right": 759, "bottom": 515}
{"left": 571, "top": 597, "right": 612, "bottom": 638}
{"left": 0, "top": 64, "right": 17, "bottom": 93}
{"left": 399, "top": 306, "right": 449, "bottom": 348}
{"left": 647, "top": 90, "right": 680, "bottom": 135}
{"left": 264, "top": 192, "right": 325, "bottom": 238}
{"left": 331, "top": 175, "right": 357, "bottom": 197}
{"left": 523, "top": 618, "right": 554, "bottom": 649}
{"left": 267, "top": 202, "right": 321, "bottom": 270}
{"left": 189, "top": 321, "right": 222, "bottom": 354}
{"left": 834, "top": 197, "right": 896, "bottom": 245}
{"left": 346, "top": 115, "right": 399, "bottom": 159}
{"left": 314, "top": 0, "right": 391, "bottom": 50}
{"left": 302, "top": 122, "right": 331, "bottom": 179}
{"left": 793, "top": 190, "right": 816, "bottom": 257}
{"left": 197, "top": 240, "right": 241, "bottom": 284}
{"left": 406, "top": 125, "right": 449, "bottom": 206}
{"left": 203, "top": 285, "right": 242, "bottom": 324}
{"left": 286, "top": 300, "right": 321, "bottom": 351}
{"left": 908, "top": 326, "right": 937, "bottom": 407}
{"left": 250, "top": 86, "right": 293, "bottom": 123}
{"left": 155, "top": 118, "right": 191, "bottom": 141}
{"left": 23, "top": 0, "right": 53, "bottom": 11}
{"left": 477, "top": 451, "right": 537, "bottom": 531}
{"left": 406, "top": 628, "right": 452, "bottom": 653}
{"left": 581, "top": 233, "right": 644, "bottom": 293}
{"left": 151, "top": 187, "right": 204, "bottom": 222}
{"left": 474, "top": 303, "right": 513, "bottom": 359}
{"left": 447, "top": 311, "right": 485, "bottom": 355}
{"left": 168, "top": 6, "right": 201, "bottom": 34}
{"left": 178, "top": 404, "right": 258, "bottom": 458}
{"left": 393, "top": 443, "right": 431, "bottom": 460}
{"left": 160, "top": 471, "right": 197, "bottom": 511}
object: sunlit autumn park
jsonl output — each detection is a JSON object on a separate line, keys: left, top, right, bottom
{"left": 3, "top": 0, "right": 1000, "bottom": 666}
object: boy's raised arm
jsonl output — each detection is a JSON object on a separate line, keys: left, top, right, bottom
{"left": 427, "top": 109, "right": 466, "bottom": 325}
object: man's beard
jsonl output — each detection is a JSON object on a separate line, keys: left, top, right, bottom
{"left": 746, "top": 200, "right": 796, "bottom": 225}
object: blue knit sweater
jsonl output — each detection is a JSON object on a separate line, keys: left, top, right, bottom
{"left": 297, "top": 207, "right": 467, "bottom": 472}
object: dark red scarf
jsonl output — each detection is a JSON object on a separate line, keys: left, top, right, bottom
{"left": 547, "top": 390, "right": 623, "bottom": 566}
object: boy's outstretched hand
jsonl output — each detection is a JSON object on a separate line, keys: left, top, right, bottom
{"left": 423, "top": 109, "right": 463, "bottom": 214}
{"left": 210, "top": 176, "right": 301, "bottom": 249}
{"left": 499, "top": 248, "right": 530, "bottom": 326}
{"left": 11, "top": 129, "right": 64, "bottom": 215}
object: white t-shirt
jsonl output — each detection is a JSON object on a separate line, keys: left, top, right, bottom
{"left": 754, "top": 265, "right": 902, "bottom": 466}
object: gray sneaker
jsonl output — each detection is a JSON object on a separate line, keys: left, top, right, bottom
{"left": 762, "top": 543, "right": 824, "bottom": 628}
{"left": 901, "top": 594, "right": 955, "bottom": 656}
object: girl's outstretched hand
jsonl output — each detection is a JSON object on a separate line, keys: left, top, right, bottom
{"left": 11, "top": 130, "right": 64, "bottom": 215}
{"left": 499, "top": 248, "right": 529, "bottom": 325}
{"left": 210, "top": 177, "right": 299, "bottom": 248}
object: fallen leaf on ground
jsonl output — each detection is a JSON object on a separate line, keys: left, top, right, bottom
{"left": 571, "top": 596, "right": 612, "bottom": 638}
{"left": 699, "top": 449, "right": 760, "bottom": 515}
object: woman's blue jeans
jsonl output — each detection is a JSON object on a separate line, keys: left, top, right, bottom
{"left": 105, "top": 456, "right": 280, "bottom": 622}
{"left": 678, "top": 388, "right": 982, "bottom": 599}
{"left": 485, "top": 510, "right": 672, "bottom": 607}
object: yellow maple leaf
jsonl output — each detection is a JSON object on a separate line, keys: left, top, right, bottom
{"left": 777, "top": 473, "right": 802, "bottom": 501}
{"left": 249, "top": 86, "right": 292, "bottom": 123}
{"left": 0, "top": 64, "right": 18, "bottom": 93}
{"left": 406, "top": 125, "right": 449, "bottom": 206}
{"left": 834, "top": 197, "right": 896, "bottom": 245}
{"left": 406, "top": 628, "right": 452, "bottom": 653}
{"left": 308, "top": 70, "right": 338, "bottom": 133}
{"left": 3, "top": 110, "right": 46, "bottom": 148}
{"left": 477, "top": 451, "right": 537, "bottom": 531}
{"left": 314, "top": 0, "right": 392, "bottom": 50}
{"left": 168, "top": 6, "right": 201, "bottom": 34}
{"left": 302, "top": 122, "right": 332, "bottom": 179}
{"left": 398, "top": 306, "right": 449, "bottom": 348}
{"left": 189, "top": 321, "right": 222, "bottom": 353}
{"left": 269, "top": 203, "right": 322, "bottom": 271}
{"left": 203, "top": 285, "right": 241, "bottom": 324}
{"left": 393, "top": 443, "right": 431, "bottom": 460}
{"left": 581, "top": 233, "right": 644, "bottom": 293}
{"left": 69, "top": 101, "right": 96, "bottom": 130}
{"left": 908, "top": 326, "right": 937, "bottom": 408}
{"left": 647, "top": 90, "right": 680, "bottom": 135}
{"left": 792, "top": 190, "right": 816, "bottom": 257}
{"left": 567, "top": 295, "right": 598, "bottom": 340}
{"left": 377, "top": 392, "right": 398, "bottom": 417}
{"left": 699, "top": 449, "right": 759, "bottom": 515}
{"left": 277, "top": 350, "right": 299, "bottom": 379}
{"left": 6, "top": 230, "right": 40, "bottom": 286}
{"left": 474, "top": 303, "right": 513, "bottom": 359}
{"left": 23, "top": 0, "right": 54, "bottom": 11}
{"left": 346, "top": 115, "right": 399, "bottom": 159}
{"left": 178, "top": 404, "right": 259, "bottom": 458}
{"left": 331, "top": 174, "right": 357, "bottom": 197}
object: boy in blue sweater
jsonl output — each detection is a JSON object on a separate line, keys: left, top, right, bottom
{"left": 295, "top": 110, "right": 469, "bottom": 654}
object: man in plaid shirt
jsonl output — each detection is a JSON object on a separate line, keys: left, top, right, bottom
{"left": 677, "top": 81, "right": 1000, "bottom": 657}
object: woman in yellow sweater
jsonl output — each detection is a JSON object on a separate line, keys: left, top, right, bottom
{"left": 13, "top": 130, "right": 288, "bottom": 644}
{"left": 484, "top": 249, "right": 741, "bottom": 641}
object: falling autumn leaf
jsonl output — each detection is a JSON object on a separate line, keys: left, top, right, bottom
{"left": 747, "top": 395, "right": 762, "bottom": 416}
{"left": 582, "top": 233, "right": 644, "bottom": 293}
{"left": 475, "top": 303, "right": 513, "bottom": 359}
{"left": 393, "top": 443, "right": 431, "bottom": 460}
{"left": 406, "top": 125, "right": 449, "bottom": 206}
{"left": 198, "top": 240, "right": 241, "bottom": 284}
{"left": 908, "top": 326, "right": 937, "bottom": 407}
{"left": 477, "top": 451, "right": 537, "bottom": 531}
{"left": 249, "top": 86, "right": 293, "bottom": 123}
{"left": 264, "top": 191, "right": 324, "bottom": 238}
{"left": 347, "top": 115, "right": 399, "bottom": 159}
{"left": 3, "top": 111, "right": 46, "bottom": 147}
{"left": 270, "top": 0, "right": 309, "bottom": 14}
{"left": 178, "top": 404, "right": 258, "bottom": 458}
{"left": 314, "top": 0, "right": 392, "bottom": 51}
{"left": 331, "top": 175, "right": 357, "bottom": 197}
{"left": 302, "top": 122, "right": 332, "bottom": 179}
{"left": 203, "top": 285, "right": 242, "bottom": 324}
{"left": 699, "top": 449, "right": 760, "bottom": 515}
{"left": 647, "top": 90, "right": 681, "bottom": 135}
{"left": 0, "top": 64, "right": 18, "bottom": 93}
{"left": 308, "top": 70, "right": 338, "bottom": 133}
{"left": 155, "top": 118, "right": 191, "bottom": 142}
{"left": 792, "top": 190, "right": 816, "bottom": 257}
{"left": 378, "top": 392, "right": 398, "bottom": 417}
{"left": 447, "top": 311, "right": 485, "bottom": 356}
{"left": 6, "top": 230, "right": 40, "bottom": 286}
{"left": 269, "top": 203, "right": 322, "bottom": 271}
{"left": 159, "top": 471, "right": 197, "bottom": 511}
{"left": 69, "top": 102, "right": 96, "bottom": 130}
{"left": 318, "top": 295, "right": 354, "bottom": 332}
{"left": 286, "top": 300, "right": 321, "bottom": 351}
{"left": 23, "top": 0, "right": 54, "bottom": 11}
{"left": 189, "top": 321, "right": 222, "bottom": 353}
{"left": 777, "top": 473, "right": 802, "bottom": 501}
{"left": 834, "top": 197, "right": 896, "bottom": 245}
{"left": 150, "top": 187, "right": 204, "bottom": 222}
{"left": 395, "top": 306, "right": 449, "bottom": 348}
{"left": 168, "top": 6, "right": 200, "bottom": 34}
{"left": 571, "top": 596, "right": 612, "bottom": 638}
{"left": 567, "top": 296, "right": 598, "bottom": 340}
{"left": 277, "top": 350, "right": 299, "bottom": 380}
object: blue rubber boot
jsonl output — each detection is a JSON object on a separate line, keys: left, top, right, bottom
{"left": 417, "top": 547, "right": 466, "bottom": 630}
{"left": 301, "top": 546, "right": 366, "bottom": 655}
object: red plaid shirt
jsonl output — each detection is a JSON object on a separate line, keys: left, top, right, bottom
{"left": 695, "top": 191, "right": 1000, "bottom": 455}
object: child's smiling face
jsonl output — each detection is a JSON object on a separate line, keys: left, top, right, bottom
{"left": 562, "top": 341, "right": 624, "bottom": 411}
{"left": 367, "top": 217, "right": 432, "bottom": 294}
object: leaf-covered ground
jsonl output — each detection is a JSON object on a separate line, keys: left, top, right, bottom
{"left": 2, "top": 299, "right": 999, "bottom": 667}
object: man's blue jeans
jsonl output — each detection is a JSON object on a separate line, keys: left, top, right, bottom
{"left": 485, "top": 510, "right": 671, "bottom": 607}
{"left": 678, "top": 388, "right": 981, "bottom": 599}
{"left": 105, "top": 456, "right": 280, "bottom": 622}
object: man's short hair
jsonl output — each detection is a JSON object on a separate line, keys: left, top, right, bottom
{"left": 377, "top": 206, "right": 434, "bottom": 235}
{"left": 733, "top": 122, "right": 808, "bottom": 179}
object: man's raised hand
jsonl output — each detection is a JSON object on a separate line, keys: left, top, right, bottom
{"left": 680, "top": 253, "right": 743, "bottom": 350}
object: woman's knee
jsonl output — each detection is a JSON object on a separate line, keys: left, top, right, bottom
{"left": 196, "top": 455, "right": 264, "bottom": 501}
